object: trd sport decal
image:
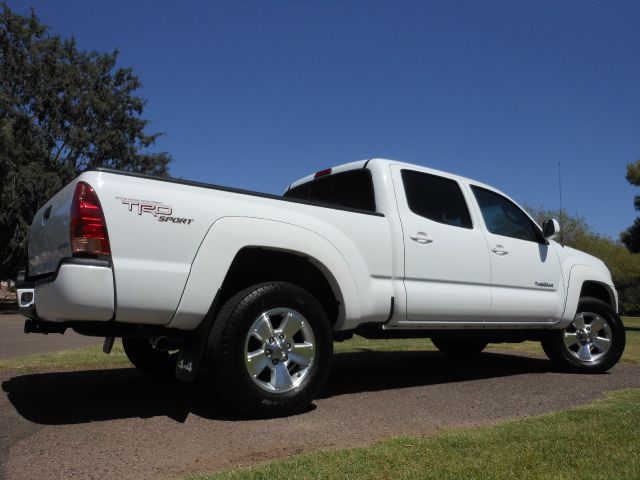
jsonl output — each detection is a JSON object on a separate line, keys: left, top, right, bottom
{"left": 116, "top": 197, "right": 194, "bottom": 225}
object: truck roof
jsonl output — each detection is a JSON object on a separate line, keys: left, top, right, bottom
{"left": 286, "top": 158, "right": 491, "bottom": 192}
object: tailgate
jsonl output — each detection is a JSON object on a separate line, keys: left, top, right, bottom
{"left": 28, "top": 180, "right": 77, "bottom": 277}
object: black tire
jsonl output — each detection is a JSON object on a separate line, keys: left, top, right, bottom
{"left": 541, "top": 297, "right": 625, "bottom": 373}
{"left": 431, "top": 336, "right": 488, "bottom": 357}
{"left": 206, "top": 282, "right": 333, "bottom": 418}
{"left": 122, "top": 337, "right": 178, "bottom": 377}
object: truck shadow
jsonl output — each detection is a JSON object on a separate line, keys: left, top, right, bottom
{"left": 2, "top": 350, "right": 554, "bottom": 425}
{"left": 322, "top": 350, "right": 551, "bottom": 398}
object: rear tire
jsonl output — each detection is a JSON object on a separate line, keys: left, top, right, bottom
{"left": 206, "top": 282, "right": 333, "bottom": 418}
{"left": 122, "top": 337, "right": 178, "bottom": 377}
{"left": 541, "top": 297, "right": 625, "bottom": 373}
{"left": 431, "top": 336, "right": 488, "bottom": 357}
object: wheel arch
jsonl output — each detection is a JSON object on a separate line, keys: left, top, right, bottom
{"left": 579, "top": 282, "right": 617, "bottom": 310}
{"left": 214, "top": 247, "right": 344, "bottom": 327}
{"left": 167, "top": 216, "right": 361, "bottom": 330}
{"left": 562, "top": 264, "right": 618, "bottom": 326}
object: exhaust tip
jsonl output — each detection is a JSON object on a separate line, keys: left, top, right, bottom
{"left": 151, "top": 336, "right": 171, "bottom": 351}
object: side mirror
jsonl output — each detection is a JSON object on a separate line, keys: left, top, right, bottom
{"left": 542, "top": 218, "right": 561, "bottom": 240}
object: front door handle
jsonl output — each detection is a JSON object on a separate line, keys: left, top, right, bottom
{"left": 491, "top": 245, "right": 509, "bottom": 255}
{"left": 410, "top": 232, "right": 433, "bottom": 244}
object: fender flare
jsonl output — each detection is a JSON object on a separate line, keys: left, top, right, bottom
{"left": 561, "top": 264, "right": 617, "bottom": 326}
{"left": 167, "top": 216, "right": 361, "bottom": 330}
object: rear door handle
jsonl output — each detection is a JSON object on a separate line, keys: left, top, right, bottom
{"left": 491, "top": 245, "right": 509, "bottom": 255}
{"left": 410, "top": 232, "right": 433, "bottom": 244}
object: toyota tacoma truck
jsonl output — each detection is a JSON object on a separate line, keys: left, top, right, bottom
{"left": 16, "top": 158, "right": 625, "bottom": 416}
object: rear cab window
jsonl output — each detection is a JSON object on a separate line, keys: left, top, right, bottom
{"left": 284, "top": 169, "right": 376, "bottom": 212}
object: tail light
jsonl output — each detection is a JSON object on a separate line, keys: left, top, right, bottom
{"left": 70, "top": 182, "right": 111, "bottom": 255}
{"left": 314, "top": 168, "right": 332, "bottom": 178}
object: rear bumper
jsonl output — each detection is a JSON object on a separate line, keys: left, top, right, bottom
{"left": 21, "top": 258, "right": 115, "bottom": 323}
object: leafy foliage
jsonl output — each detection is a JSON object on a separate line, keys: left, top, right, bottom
{"left": 527, "top": 206, "right": 640, "bottom": 314}
{"left": 0, "top": 3, "right": 171, "bottom": 281}
{"left": 621, "top": 160, "right": 640, "bottom": 253}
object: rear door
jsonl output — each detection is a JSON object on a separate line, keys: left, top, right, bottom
{"left": 391, "top": 166, "right": 492, "bottom": 322}
{"left": 470, "top": 186, "right": 564, "bottom": 322}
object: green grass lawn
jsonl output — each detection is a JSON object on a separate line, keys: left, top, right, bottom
{"left": 0, "top": 317, "right": 638, "bottom": 373}
{"left": 0, "top": 342, "right": 131, "bottom": 373}
{"left": 188, "top": 389, "right": 640, "bottom": 480}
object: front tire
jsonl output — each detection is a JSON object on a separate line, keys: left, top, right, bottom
{"left": 206, "top": 282, "right": 333, "bottom": 417}
{"left": 541, "top": 297, "right": 625, "bottom": 373}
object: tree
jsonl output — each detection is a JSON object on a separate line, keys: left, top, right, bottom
{"left": 621, "top": 160, "right": 640, "bottom": 253}
{"left": 0, "top": 3, "right": 172, "bottom": 281}
{"left": 527, "top": 206, "right": 640, "bottom": 314}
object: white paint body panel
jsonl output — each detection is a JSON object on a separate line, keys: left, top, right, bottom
{"left": 477, "top": 229, "right": 565, "bottom": 322}
{"left": 170, "top": 216, "right": 391, "bottom": 331}
{"left": 558, "top": 247, "right": 617, "bottom": 325}
{"left": 35, "top": 264, "right": 114, "bottom": 322}
{"left": 26, "top": 158, "right": 617, "bottom": 332}
{"left": 28, "top": 181, "right": 75, "bottom": 276}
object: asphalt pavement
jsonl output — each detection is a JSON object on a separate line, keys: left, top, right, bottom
{"left": 1, "top": 350, "right": 639, "bottom": 480}
{"left": 0, "top": 314, "right": 99, "bottom": 359}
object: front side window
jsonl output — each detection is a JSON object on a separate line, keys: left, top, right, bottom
{"left": 471, "top": 186, "right": 541, "bottom": 242}
{"left": 401, "top": 170, "right": 472, "bottom": 229}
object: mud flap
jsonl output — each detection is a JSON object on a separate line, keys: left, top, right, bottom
{"left": 175, "top": 290, "right": 220, "bottom": 382}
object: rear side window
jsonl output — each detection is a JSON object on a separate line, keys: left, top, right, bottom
{"left": 284, "top": 170, "right": 376, "bottom": 212}
{"left": 471, "top": 186, "right": 542, "bottom": 242}
{"left": 401, "top": 170, "right": 472, "bottom": 229}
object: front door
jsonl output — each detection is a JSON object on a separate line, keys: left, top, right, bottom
{"left": 470, "top": 186, "right": 565, "bottom": 322}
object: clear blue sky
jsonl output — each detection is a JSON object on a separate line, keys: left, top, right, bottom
{"left": 8, "top": 0, "right": 640, "bottom": 239}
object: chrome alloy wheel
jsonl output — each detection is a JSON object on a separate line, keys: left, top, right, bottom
{"left": 244, "top": 307, "right": 316, "bottom": 393}
{"left": 563, "top": 311, "right": 612, "bottom": 362}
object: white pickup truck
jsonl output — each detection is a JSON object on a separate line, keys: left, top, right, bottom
{"left": 17, "top": 158, "right": 625, "bottom": 416}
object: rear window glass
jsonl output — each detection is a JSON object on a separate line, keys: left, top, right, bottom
{"left": 401, "top": 170, "right": 472, "bottom": 229}
{"left": 284, "top": 170, "right": 376, "bottom": 212}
